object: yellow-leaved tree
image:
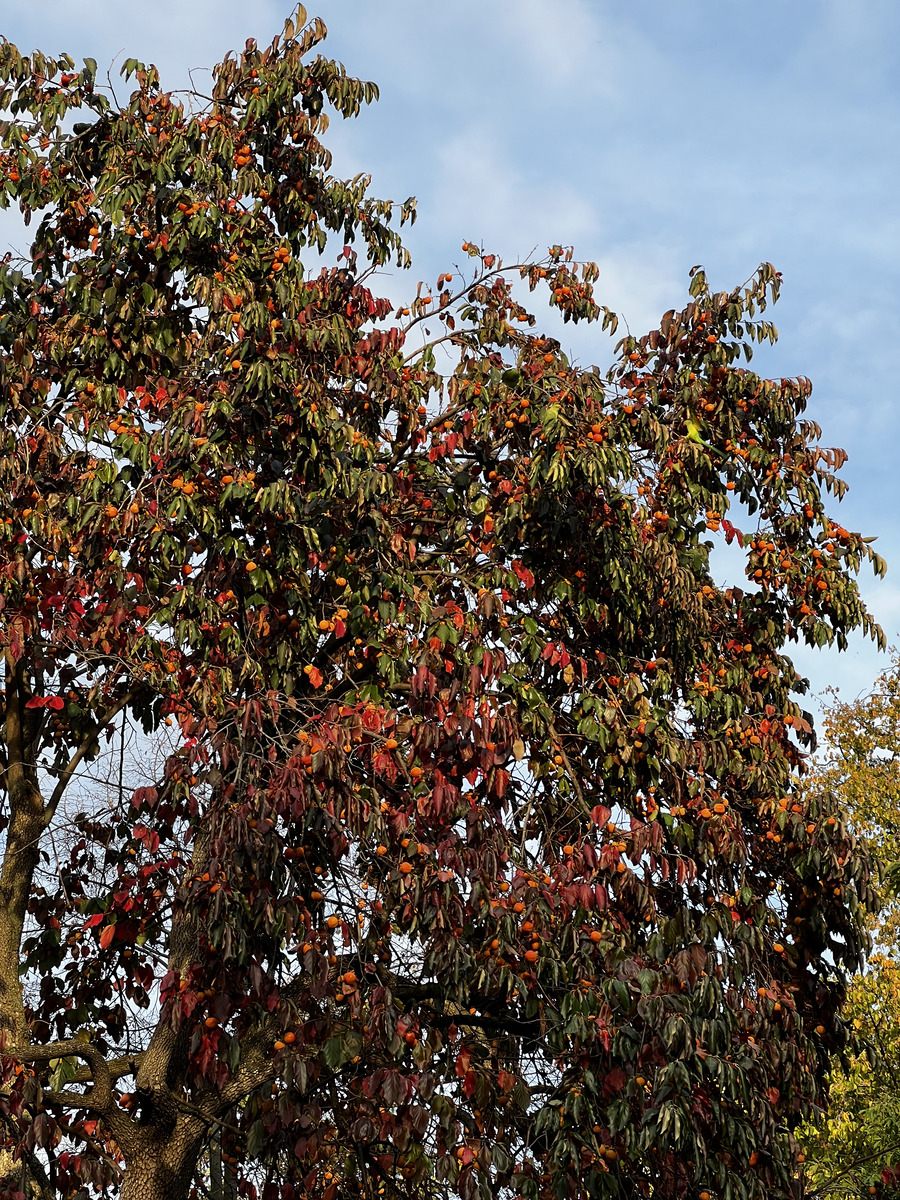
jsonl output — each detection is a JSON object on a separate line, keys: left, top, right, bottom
{"left": 799, "top": 660, "right": 900, "bottom": 1197}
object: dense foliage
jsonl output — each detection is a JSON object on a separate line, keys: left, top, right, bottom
{"left": 799, "top": 668, "right": 900, "bottom": 1197}
{"left": 0, "top": 8, "right": 888, "bottom": 1200}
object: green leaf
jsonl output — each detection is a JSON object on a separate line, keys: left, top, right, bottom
{"left": 323, "top": 1031, "right": 362, "bottom": 1072}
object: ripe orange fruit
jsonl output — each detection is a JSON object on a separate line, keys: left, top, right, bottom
{"left": 246, "top": 561, "right": 258, "bottom": 572}
{"left": 525, "top": 950, "right": 538, "bottom": 962}
{"left": 283, "top": 1031, "right": 296, "bottom": 1043}
{"left": 399, "top": 862, "right": 413, "bottom": 874}
{"left": 590, "top": 930, "right": 602, "bottom": 942}
{"left": 326, "top": 915, "right": 340, "bottom": 929}
{"left": 563, "top": 844, "right": 574, "bottom": 855}
{"left": 204, "top": 1017, "right": 218, "bottom": 1028}
{"left": 274, "top": 1040, "right": 285, "bottom": 1051}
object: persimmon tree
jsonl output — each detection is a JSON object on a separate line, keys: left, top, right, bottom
{"left": 0, "top": 8, "right": 888, "bottom": 1200}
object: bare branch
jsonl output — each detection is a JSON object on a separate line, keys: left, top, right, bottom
{"left": 44, "top": 690, "right": 136, "bottom": 823}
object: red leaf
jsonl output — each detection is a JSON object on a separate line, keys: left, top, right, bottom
{"left": 491, "top": 768, "right": 510, "bottom": 798}
{"left": 99, "top": 925, "right": 115, "bottom": 949}
{"left": 308, "top": 666, "right": 323, "bottom": 689}
{"left": 603, "top": 1068, "right": 626, "bottom": 1096}
{"left": 47, "top": 696, "right": 65, "bottom": 710}
{"left": 25, "top": 697, "right": 48, "bottom": 709}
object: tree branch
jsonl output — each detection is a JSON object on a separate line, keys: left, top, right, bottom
{"left": 808, "top": 1139, "right": 900, "bottom": 1196}
{"left": 64, "top": 1052, "right": 144, "bottom": 1088}
{"left": 44, "top": 690, "right": 136, "bottom": 823}
{"left": 14, "top": 1039, "right": 115, "bottom": 1111}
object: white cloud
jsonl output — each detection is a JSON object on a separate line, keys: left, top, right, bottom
{"left": 1, "top": 0, "right": 898, "bottom": 713}
{"left": 5, "top": 0, "right": 284, "bottom": 93}
{"left": 431, "top": 126, "right": 598, "bottom": 253}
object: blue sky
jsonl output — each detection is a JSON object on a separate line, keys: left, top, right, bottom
{"left": 4, "top": 0, "right": 899, "bottom": 716}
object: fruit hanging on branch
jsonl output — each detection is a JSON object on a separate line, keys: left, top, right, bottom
{"left": 0, "top": 8, "right": 885, "bottom": 1200}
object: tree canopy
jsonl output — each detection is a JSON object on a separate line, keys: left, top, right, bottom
{"left": 0, "top": 8, "right": 888, "bottom": 1200}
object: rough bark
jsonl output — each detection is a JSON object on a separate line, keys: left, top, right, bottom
{"left": 0, "top": 651, "right": 45, "bottom": 1045}
{"left": 0, "top": 650, "right": 54, "bottom": 1200}
{"left": 118, "top": 1115, "right": 208, "bottom": 1200}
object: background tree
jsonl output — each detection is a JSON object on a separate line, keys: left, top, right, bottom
{"left": 798, "top": 664, "right": 900, "bottom": 1198}
{"left": 0, "top": 8, "right": 888, "bottom": 1200}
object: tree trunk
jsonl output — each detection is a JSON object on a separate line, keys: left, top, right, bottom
{"left": 119, "top": 1118, "right": 206, "bottom": 1200}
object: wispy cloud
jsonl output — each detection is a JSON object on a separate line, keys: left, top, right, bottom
{"left": 1, "top": 0, "right": 897, "bottom": 705}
